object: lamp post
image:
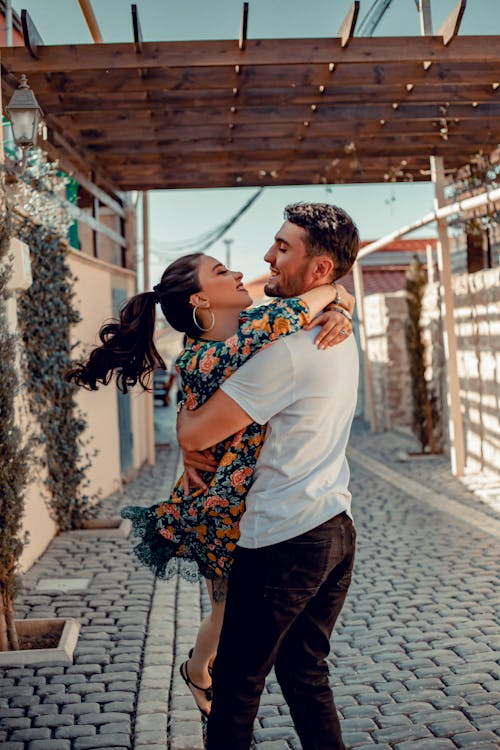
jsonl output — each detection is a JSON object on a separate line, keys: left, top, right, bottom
{"left": 5, "top": 75, "right": 44, "bottom": 173}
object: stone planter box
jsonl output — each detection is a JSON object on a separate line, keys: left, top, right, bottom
{"left": 0, "top": 618, "right": 80, "bottom": 666}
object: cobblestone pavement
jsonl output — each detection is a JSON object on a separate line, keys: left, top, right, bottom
{"left": 1, "top": 417, "right": 499, "bottom": 750}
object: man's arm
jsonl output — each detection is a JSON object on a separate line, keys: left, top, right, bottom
{"left": 177, "top": 389, "right": 253, "bottom": 452}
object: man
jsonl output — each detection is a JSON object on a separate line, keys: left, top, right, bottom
{"left": 178, "top": 203, "right": 359, "bottom": 750}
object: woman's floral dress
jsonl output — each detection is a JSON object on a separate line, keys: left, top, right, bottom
{"left": 122, "top": 298, "right": 309, "bottom": 587}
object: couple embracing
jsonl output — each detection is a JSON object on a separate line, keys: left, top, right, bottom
{"left": 67, "top": 202, "right": 360, "bottom": 750}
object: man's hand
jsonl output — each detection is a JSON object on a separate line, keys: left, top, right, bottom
{"left": 181, "top": 448, "right": 218, "bottom": 496}
{"left": 304, "top": 308, "right": 353, "bottom": 349}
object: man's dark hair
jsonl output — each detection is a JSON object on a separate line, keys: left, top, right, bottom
{"left": 284, "top": 202, "right": 359, "bottom": 280}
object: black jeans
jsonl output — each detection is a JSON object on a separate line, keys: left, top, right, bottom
{"left": 206, "top": 512, "right": 356, "bottom": 750}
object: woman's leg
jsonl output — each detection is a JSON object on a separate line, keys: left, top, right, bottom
{"left": 183, "top": 578, "right": 226, "bottom": 715}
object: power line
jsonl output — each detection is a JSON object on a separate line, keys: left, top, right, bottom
{"left": 151, "top": 188, "right": 264, "bottom": 256}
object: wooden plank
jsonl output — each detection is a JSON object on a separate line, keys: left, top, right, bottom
{"left": 41, "top": 136, "right": 126, "bottom": 217}
{"left": 14, "top": 60, "right": 500, "bottom": 99}
{"left": 66, "top": 201, "right": 127, "bottom": 247}
{"left": 37, "top": 81, "right": 499, "bottom": 113}
{"left": 2, "top": 37, "right": 500, "bottom": 74}
{"left": 239, "top": 2, "right": 249, "bottom": 51}
{"left": 337, "top": 1, "right": 359, "bottom": 48}
{"left": 437, "top": 0, "right": 467, "bottom": 46}
{"left": 131, "top": 4, "right": 143, "bottom": 53}
{"left": 52, "top": 101, "right": 500, "bottom": 132}
{"left": 21, "top": 9, "right": 44, "bottom": 59}
{"left": 95, "top": 134, "right": 498, "bottom": 160}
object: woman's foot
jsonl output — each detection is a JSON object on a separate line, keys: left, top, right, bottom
{"left": 179, "top": 659, "right": 212, "bottom": 717}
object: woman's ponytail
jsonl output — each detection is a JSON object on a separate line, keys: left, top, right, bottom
{"left": 65, "top": 291, "right": 165, "bottom": 393}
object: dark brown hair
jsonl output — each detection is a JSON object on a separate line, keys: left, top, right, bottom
{"left": 65, "top": 253, "right": 203, "bottom": 393}
{"left": 284, "top": 202, "right": 359, "bottom": 280}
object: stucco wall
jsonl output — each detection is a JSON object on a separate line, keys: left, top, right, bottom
{"left": 423, "top": 267, "right": 500, "bottom": 477}
{"left": 19, "top": 249, "right": 149, "bottom": 571}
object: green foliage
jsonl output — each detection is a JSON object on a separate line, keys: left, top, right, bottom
{"left": 0, "top": 196, "right": 30, "bottom": 607}
{"left": 404, "top": 256, "right": 440, "bottom": 453}
{"left": 15, "top": 222, "right": 94, "bottom": 531}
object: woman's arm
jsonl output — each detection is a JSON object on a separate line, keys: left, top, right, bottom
{"left": 297, "top": 284, "right": 339, "bottom": 320}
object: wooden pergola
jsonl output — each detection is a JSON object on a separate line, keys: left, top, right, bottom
{"left": 0, "top": 11, "right": 499, "bottom": 194}
{"left": 1, "top": 1, "right": 499, "bottom": 477}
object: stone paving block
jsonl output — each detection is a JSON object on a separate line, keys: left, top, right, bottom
{"left": 9, "top": 727, "right": 51, "bottom": 741}
{"left": 453, "top": 731, "right": 500, "bottom": 746}
{"left": 33, "top": 714, "right": 74, "bottom": 728}
{"left": 254, "top": 726, "right": 297, "bottom": 742}
{"left": 100, "top": 721, "right": 131, "bottom": 733}
{"left": 55, "top": 725, "right": 97, "bottom": 739}
{"left": 395, "top": 741, "right": 456, "bottom": 750}
{"left": 61, "top": 702, "right": 101, "bottom": 715}
{"left": 0, "top": 743, "right": 24, "bottom": 750}
{"left": 373, "top": 725, "right": 432, "bottom": 743}
{"left": 77, "top": 711, "right": 130, "bottom": 726}
{"left": 28, "top": 740, "right": 71, "bottom": 750}
{"left": 73, "top": 734, "right": 131, "bottom": 749}
{"left": 342, "top": 731, "right": 376, "bottom": 747}
{"left": 0, "top": 716, "right": 32, "bottom": 729}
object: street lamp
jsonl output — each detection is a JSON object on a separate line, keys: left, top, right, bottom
{"left": 5, "top": 74, "right": 44, "bottom": 173}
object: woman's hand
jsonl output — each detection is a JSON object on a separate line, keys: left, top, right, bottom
{"left": 304, "top": 307, "right": 353, "bottom": 350}
{"left": 181, "top": 448, "right": 218, "bottom": 496}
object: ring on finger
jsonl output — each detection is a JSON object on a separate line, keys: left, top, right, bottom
{"left": 340, "top": 328, "right": 348, "bottom": 336}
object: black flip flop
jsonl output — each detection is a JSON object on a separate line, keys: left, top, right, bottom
{"left": 179, "top": 660, "right": 213, "bottom": 718}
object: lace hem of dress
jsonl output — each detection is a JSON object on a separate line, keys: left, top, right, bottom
{"left": 121, "top": 504, "right": 230, "bottom": 593}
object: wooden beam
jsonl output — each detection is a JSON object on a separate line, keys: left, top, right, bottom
{"left": 239, "top": 2, "right": 249, "bottom": 51}
{"left": 41, "top": 136, "right": 125, "bottom": 216}
{"left": 77, "top": 0, "right": 104, "bottom": 43}
{"left": 437, "top": 0, "right": 467, "bottom": 46}
{"left": 21, "top": 9, "right": 44, "bottom": 59}
{"left": 131, "top": 4, "right": 143, "bottom": 53}
{"left": 36, "top": 82, "right": 499, "bottom": 115}
{"left": 337, "top": 1, "right": 359, "bottom": 49}
{"left": 52, "top": 101, "right": 500, "bottom": 131}
{"left": 16, "top": 60, "right": 500, "bottom": 99}
{"left": 2, "top": 37, "right": 500, "bottom": 74}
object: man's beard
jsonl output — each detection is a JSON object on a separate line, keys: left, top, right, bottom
{"left": 264, "top": 277, "right": 304, "bottom": 299}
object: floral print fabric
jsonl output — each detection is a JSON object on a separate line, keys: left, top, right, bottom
{"left": 122, "top": 298, "right": 309, "bottom": 582}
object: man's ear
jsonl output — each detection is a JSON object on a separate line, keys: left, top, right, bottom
{"left": 189, "top": 292, "right": 211, "bottom": 308}
{"left": 312, "top": 255, "right": 335, "bottom": 282}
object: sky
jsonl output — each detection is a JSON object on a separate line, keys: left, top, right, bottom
{"left": 11, "top": 0, "right": 500, "bottom": 284}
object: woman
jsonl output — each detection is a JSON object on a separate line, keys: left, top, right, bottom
{"left": 66, "top": 252, "right": 354, "bottom": 717}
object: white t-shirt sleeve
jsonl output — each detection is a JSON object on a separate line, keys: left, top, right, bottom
{"left": 220, "top": 337, "right": 295, "bottom": 425}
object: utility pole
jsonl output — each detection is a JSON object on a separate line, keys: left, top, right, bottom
{"left": 223, "top": 238, "right": 233, "bottom": 268}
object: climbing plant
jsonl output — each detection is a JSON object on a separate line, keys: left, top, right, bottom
{"left": 404, "top": 256, "right": 441, "bottom": 454}
{"left": 0, "top": 182, "right": 30, "bottom": 651}
{"left": 10, "top": 151, "right": 95, "bottom": 530}
{"left": 16, "top": 224, "right": 95, "bottom": 530}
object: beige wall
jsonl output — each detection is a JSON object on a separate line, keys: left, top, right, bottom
{"left": 19, "top": 248, "right": 149, "bottom": 571}
{"left": 423, "top": 267, "right": 500, "bottom": 477}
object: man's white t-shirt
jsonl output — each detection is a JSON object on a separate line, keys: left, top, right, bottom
{"left": 220, "top": 328, "right": 359, "bottom": 549}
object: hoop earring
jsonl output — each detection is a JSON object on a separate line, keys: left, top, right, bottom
{"left": 192, "top": 304, "right": 215, "bottom": 332}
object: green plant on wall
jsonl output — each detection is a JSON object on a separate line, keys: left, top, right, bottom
{"left": 0, "top": 190, "right": 30, "bottom": 651}
{"left": 404, "top": 256, "right": 441, "bottom": 454}
{"left": 0, "top": 151, "right": 95, "bottom": 650}
{"left": 15, "top": 222, "right": 95, "bottom": 530}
